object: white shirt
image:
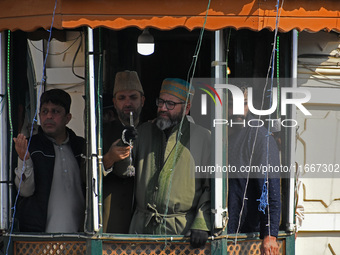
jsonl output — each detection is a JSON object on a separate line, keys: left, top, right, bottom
{"left": 15, "top": 135, "right": 85, "bottom": 233}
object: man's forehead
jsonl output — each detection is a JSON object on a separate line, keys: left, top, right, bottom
{"left": 40, "top": 102, "right": 64, "bottom": 109}
{"left": 115, "top": 90, "right": 140, "bottom": 97}
{"left": 159, "top": 93, "right": 182, "bottom": 102}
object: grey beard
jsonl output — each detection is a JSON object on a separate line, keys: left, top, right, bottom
{"left": 155, "top": 117, "right": 178, "bottom": 130}
{"left": 156, "top": 105, "right": 184, "bottom": 131}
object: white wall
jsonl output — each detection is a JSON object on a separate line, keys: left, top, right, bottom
{"left": 28, "top": 31, "right": 85, "bottom": 137}
{"left": 295, "top": 31, "right": 340, "bottom": 255}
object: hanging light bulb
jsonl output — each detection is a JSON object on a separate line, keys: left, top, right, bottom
{"left": 137, "top": 28, "right": 154, "bottom": 56}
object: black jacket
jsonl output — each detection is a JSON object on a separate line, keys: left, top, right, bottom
{"left": 17, "top": 126, "right": 85, "bottom": 232}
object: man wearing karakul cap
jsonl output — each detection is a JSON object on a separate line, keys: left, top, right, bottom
{"left": 102, "top": 70, "right": 145, "bottom": 233}
{"left": 118, "top": 78, "right": 211, "bottom": 248}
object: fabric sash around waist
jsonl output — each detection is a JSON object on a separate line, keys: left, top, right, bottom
{"left": 138, "top": 203, "right": 193, "bottom": 227}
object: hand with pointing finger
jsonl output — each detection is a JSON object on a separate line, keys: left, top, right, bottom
{"left": 13, "top": 134, "right": 30, "bottom": 161}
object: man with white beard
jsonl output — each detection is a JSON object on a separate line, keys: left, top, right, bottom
{"left": 123, "top": 78, "right": 211, "bottom": 249}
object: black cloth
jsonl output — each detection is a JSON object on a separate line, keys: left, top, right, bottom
{"left": 17, "top": 127, "right": 85, "bottom": 232}
{"left": 102, "top": 120, "right": 135, "bottom": 233}
{"left": 227, "top": 122, "right": 281, "bottom": 238}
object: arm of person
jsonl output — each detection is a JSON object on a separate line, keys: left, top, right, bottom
{"left": 255, "top": 130, "right": 281, "bottom": 247}
{"left": 103, "top": 127, "right": 139, "bottom": 177}
{"left": 14, "top": 158, "right": 35, "bottom": 197}
{"left": 102, "top": 139, "right": 131, "bottom": 173}
{"left": 13, "top": 134, "right": 35, "bottom": 196}
{"left": 189, "top": 127, "right": 212, "bottom": 248}
{"left": 189, "top": 178, "right": 211, "bottom": 248}
{"left": 261, "top": 235, "right": 279, "bottom": 255}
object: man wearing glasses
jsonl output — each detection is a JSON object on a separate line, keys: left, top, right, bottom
{"left": 122, "top": 78, "right": 211, "bottom": 249}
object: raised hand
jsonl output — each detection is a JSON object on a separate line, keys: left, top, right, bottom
{"left": 13, "top": 134, "right": 30, "bottom": 161}
{"left": 121, "top": 126, "right": 138, "bottom": 144}
{"left": 109, "top": 139, "right": 131, "bottom": 162}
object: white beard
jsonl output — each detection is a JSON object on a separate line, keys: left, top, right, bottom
{"left": 156, "top": 105, "right": 184, "bottom": 130}
{"left": 156, "top": 117, "right": 176, "bottom": 130}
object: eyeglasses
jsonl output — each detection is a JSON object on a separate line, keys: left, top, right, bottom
{"left": 156, "top": 98, "right": 185, "bottom": 110}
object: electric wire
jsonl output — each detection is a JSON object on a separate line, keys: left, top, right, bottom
{"left": 262, "top": 0, "right": 285, "bottom": 240}
{"left": 160, "top": 0, "right": 211, "bottom": 243}
{"left": 28, "top": 33, "right": 82, "bottom": 56}
{"left": 5, "top": 31, "right": 14, "bottom": 255}
{"left": 276, "top": 36, "right": 280, "bottom": 117}
{"left": 223, "top": 28, "right": 232, "bottom": 234}
{"left": 6, "top": 1, "right": 58, "bottom": 254}
{"left": 96, "top": 28, "right": 103, "bottom": 232}
{"left": 225, "top": 29, "right": 231, "bottom": 84}
{"left": 71, "top": 32, "right": 85, "bottom": 80}
{"left": 28, "top": 31, "right": 85, "bottom": 81}
{"left": 234, "top": 0, "right": 284, "bottom": 246}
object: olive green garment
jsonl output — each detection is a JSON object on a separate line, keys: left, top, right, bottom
{"left": 128, "top": 117, "right": 211, "bottom": 235}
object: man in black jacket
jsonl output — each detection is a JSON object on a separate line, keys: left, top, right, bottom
{"left": 14, "top": 89, "right": 85, "bottom": 233}
{"left": 227, "top": 86, "right": 281, "bottom": 255}
{"left": 102, "top": 70, "right": 145, "bottom": 233}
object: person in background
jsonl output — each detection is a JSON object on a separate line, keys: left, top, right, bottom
{"left": 227, "top": 86, "right": 281, "bottom": 255}
{"left": 121, "top": 78, "right": 211, "bottom": 249}
{"left": 102, "top": 70, "right": 145, "bottom": 233}
{"left": 102, "top": 93, "right": 117, "bottom": 124}
{"left": 14, "top": 89, "right": 85, "bottom": 233}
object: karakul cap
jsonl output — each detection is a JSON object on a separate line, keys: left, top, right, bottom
{"left": 113, "top": 70, "right": 144, "bottom": 96}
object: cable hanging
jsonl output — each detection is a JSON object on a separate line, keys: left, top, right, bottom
{"left": 160, "top": 0, "right": 212, "bottom": 244}
{"left": 28, "top": 32, "right": 82, "bottom": 56}
{"left": 234, "top": 0, "right": 284, "bottom": 245}
{"left": 258, "top": 0, "right": 285, "bottom": 237}
{"left": 6, "top": 1, "right": 58, "bottom": 254}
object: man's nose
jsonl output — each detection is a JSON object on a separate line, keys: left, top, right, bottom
{"left": 124, "top": 98, "right": 132, "bottom": 106}
{"left": 46, "top": 111, "right": 54, "bottom": 118}
{"left": 159, "top": 103, "right": 168, "bottom": 111}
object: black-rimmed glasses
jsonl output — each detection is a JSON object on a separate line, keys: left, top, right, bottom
{"left": 156, "top": 98, "right": 185, "bottom": 110}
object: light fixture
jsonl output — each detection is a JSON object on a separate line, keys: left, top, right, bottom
{"left": 137, "top": 28, "right": 154, "bottom": 56}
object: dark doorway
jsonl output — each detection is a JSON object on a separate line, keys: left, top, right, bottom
{"left": 100, "top": 27, "right": 214, "bottom": 122}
